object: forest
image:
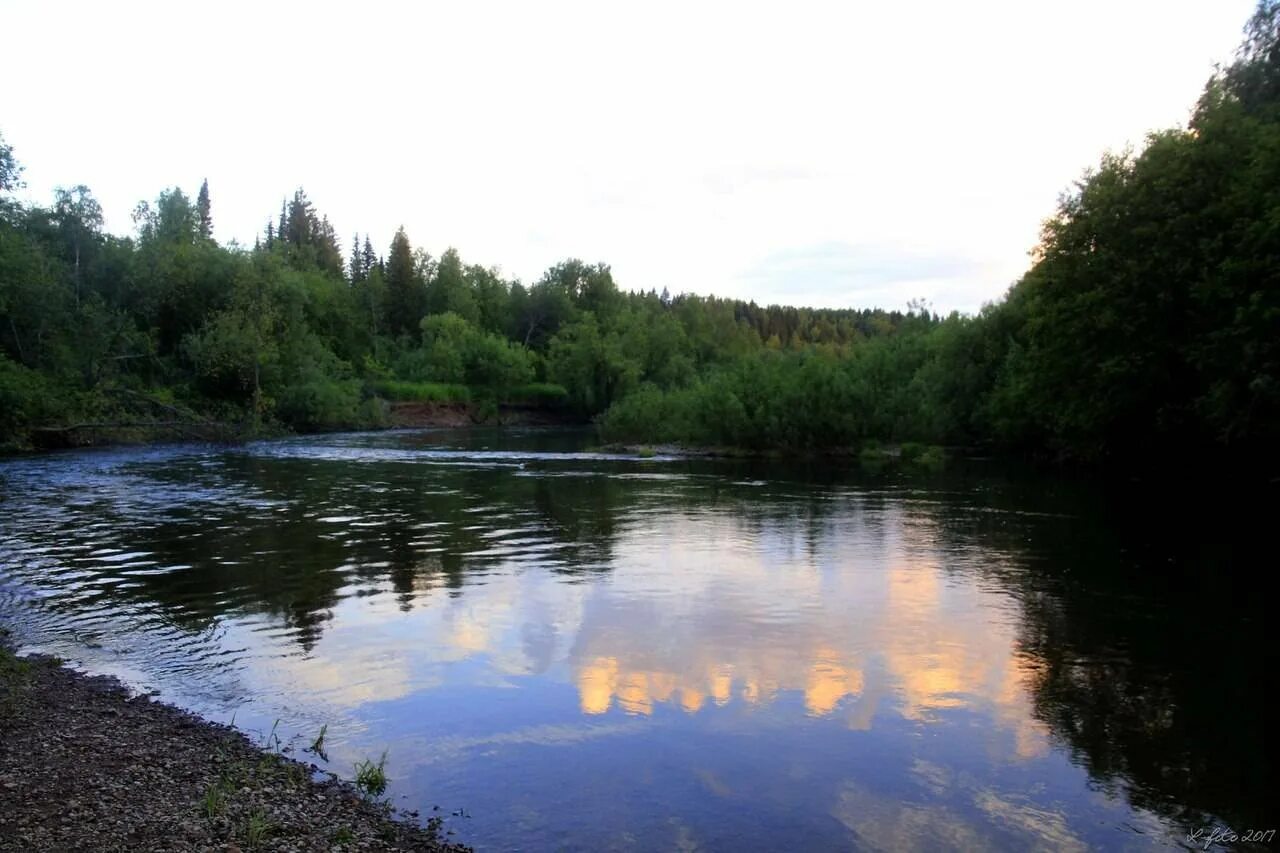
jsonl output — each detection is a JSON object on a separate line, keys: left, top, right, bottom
{"left": 2, "top": 2, "right": 1278, "bottom": 472}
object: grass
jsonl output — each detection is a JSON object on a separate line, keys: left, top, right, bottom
{"left": 372, "top": 380, "right": 471, "bottom": 403}
{"left": 354, "top": 751, "right": 388, "bottom": 799}
{"left": 309, "top": 723, "right": 328, "bottom": 760}
{"left": 242, "top": 808, "right": 274, "bottom": 849}
{"left": 372, "top": 379, "right": 571, "bottom": 408}
{"left": 200, "top": 780, "right": 227, "bottom": 819}
{"left": 0, "top": 641, "right": 32, "bottom": 718}
{"left": 0, "top": 645, "right": 29, "bottom": 680}
{"left": 505, "top": 382, "right": 569, "bottom": 407}
{"left": 263, "top": 718, "right": 281, "bottom": 753}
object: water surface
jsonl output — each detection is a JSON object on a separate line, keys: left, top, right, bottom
{"left": 0, "top": 430, "right": 1265, "bottom": 850}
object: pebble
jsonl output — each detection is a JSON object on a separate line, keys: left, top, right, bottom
{"left": 0, "top": 650, "right": 469, "bottom": 852}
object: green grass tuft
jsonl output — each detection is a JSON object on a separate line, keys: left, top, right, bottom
{"left": 200, "top": 780, "right": 227, "bottom": 820}
{"left": 354, "top": 751, "right": 389, "bottom": 799}
{"left": 309, "top": 723, "right": 328, "bottom": 760}
{"left": 372, "top": 380, "right": 471, "bottom": 403}
{"left": 242, "top": 808, "right": 274, "bottom": 849}
{"left": 505, "top": 382, "right": 569, "bottom": 407}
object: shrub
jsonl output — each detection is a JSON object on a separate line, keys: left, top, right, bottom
{"left": 275, "top": 377, "right": 364, "bottom": 431}
{"left": 0, "top": 356, "right": 63, "bottom": 445}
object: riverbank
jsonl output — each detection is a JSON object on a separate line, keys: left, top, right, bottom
{"left": 4, "top": 401, "right": 583, "bottom": 454}
{"left": 592, "top": 441, "right": 949, "bottom": 468}
{"left": 388, "top": 401, "right": 581, "bottom": 429}
{"left": 0, "top": 638, "right": 470, "bottom": 852}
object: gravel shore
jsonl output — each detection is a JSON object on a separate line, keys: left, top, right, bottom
{"left": 0, "top": 642, "right": 470, "bottom": 852}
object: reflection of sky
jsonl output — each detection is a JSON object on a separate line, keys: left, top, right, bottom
{"left": 0, "top": 440, "right": 1184, "bottom": 851}
{"left": 230, "top": 501, "right": 1158, "bottom": 850}
{"left": 250, "top": 508, "right": 1048, "bottom": 741}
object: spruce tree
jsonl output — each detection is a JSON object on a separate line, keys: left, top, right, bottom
{"left": 384, "top": 227, "right": 422, "bottom": 337}
{"left": 196, "top": 179, "right": 212, "bottom": 239}
{"left": 285, "top": 189, "right": 313, "bottom": 248}
{"left": 315, "top": 213, "right": 342, "bottom": 275}
{"left": 349, "top": 232, "right": 365, "bottom": 283}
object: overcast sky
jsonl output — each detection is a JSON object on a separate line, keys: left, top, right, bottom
{"left": 1, "top": 0, "right": 1258, "bottom": 313}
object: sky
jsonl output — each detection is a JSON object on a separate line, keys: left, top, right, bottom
{"left": 0, "top": 0, "right": 1259, "bottom": 313}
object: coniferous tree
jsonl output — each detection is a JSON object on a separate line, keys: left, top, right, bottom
{"left": 349, "top": 232, "right": 365, "bottom": 283}
{"left": 284, "top": 189, "right": 313, "bottom": 248}
{"left": 196, "top": 178, "right": 212, "bottom": 239}
{"left": 383, "top": 227, "right": 422, "bottom": 338}
{"left": 314, "top": 214, "right": 342, "bottom": 276}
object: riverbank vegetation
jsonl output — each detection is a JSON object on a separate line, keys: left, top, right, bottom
{"left": 2, "top": 3, "right": 1278, "bottom": 470}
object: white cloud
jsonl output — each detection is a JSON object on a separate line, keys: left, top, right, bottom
{"left": 0, "top": 0, "right": 1256, "bottom": 312}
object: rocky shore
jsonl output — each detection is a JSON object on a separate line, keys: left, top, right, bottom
{"left": 0, "top": 641, "right": 470, "bottom": 852}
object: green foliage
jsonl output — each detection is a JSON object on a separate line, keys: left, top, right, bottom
{"left": 372, "top": 380, "right": 471, "bottom": 403}
{"left": 0, "top": 131, "right": 22, "bottom": 194}
{"left": 383, "top": 227, "right": 422, "bottom": 338}
{"left": 427, "top": 248, "right": 479, "bottom": 325}
{"left": 353, "top": 752, "right": 388, "bottom": 799}
{"left": 275, "top": 376, "right": 367, "bottom": 432}
{"left": 400, "top": 312, "right": 534, "bottom": 394}
{"left": 308, "top": 724, "right": 328, "bottom": 760}
{"left": 0, "top": 355, "right": 60, "bottom": 445}
{"left": 506, "top": 382, "right": 569, "bottom": 407}
{"left": 200, "top": 779, "right": 227, "bottom": 819}
{"left": 242, "top": 808, "right": 274, "bottom": 849}
{"left": 547, "top": 315, "right": 641, "bottom": 415}
{"left": 196, "top": 179, "right": 212, "bottom": 240}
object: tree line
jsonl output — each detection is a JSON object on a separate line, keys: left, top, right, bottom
{"left": 0, "top": 159, "right": 930, "bottom": 441}
{"left": 2, "top": 1, "right": 1278, "bottom": 471}
{"left": 603, "top": 2, "right": 1280, "bottom": 469}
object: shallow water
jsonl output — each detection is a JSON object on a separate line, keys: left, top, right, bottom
{"left": 0, "top": 430, "right": 1266, "bottom": 850}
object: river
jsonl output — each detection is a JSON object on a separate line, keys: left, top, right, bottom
{"left": 0, "top": 429, "right": 1266, "bottom": 850}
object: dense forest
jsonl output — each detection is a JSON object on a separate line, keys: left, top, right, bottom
{"left": 2, "top": 2, "right": 1278, "bottom": 472}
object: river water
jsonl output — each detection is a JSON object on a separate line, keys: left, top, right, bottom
{"left": 0, "top": 429, "right": 1266, "bottom": 850}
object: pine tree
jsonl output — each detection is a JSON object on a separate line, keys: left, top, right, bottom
{"left": 196, "top": 178, "right": 212, "bottom": 239}
{"left": 277, "top": 200, "right": 287, "bottom": 246}
{"left": 362, "top": 235, "right": 378, "bottom": 277}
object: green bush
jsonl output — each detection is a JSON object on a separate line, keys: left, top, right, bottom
{"left": 0, "top": 356, "right": 62, "bottom": 445}
{"left": 275, "top": 376, "right": 366, "bottom": 431}
{"left": 913, "top": 445, "right": 946, "bottom": 471}
{"left": 402, "top": 312, "right": 535, "bottom": 393}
